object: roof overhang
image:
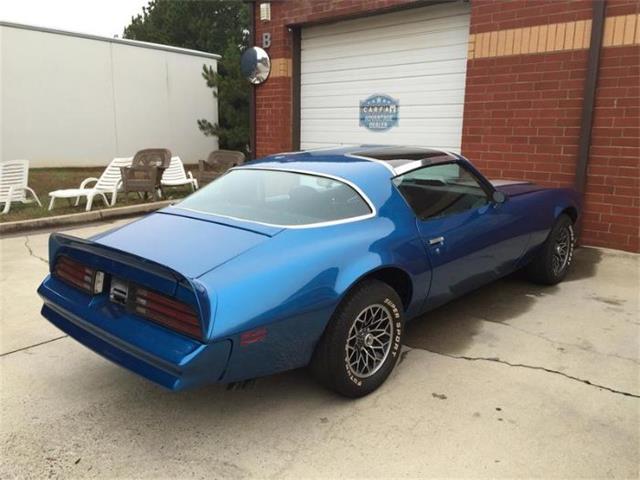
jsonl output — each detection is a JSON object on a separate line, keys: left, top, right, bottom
{"left": 0, "top": 21, "right": 221, "bottom": 60}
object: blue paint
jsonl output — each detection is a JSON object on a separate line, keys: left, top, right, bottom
{"left": 38, "top": 147, "right": 581, "bottom": 390}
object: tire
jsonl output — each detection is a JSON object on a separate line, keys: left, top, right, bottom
{"left": 310, "top": 279, "right": 404, "bottom": 398}
{"left": 526, "top": 214, "right": 575, "bottom": 285}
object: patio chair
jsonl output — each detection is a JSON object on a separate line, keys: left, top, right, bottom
{"left": 120, "top": 148, "right": 172, "bottom": 201}
{"left": 0, "top": 159, "right": 42, "bottom": 214}
{"left": 161, "top": 156, "right": 198, "bottom": 191}
{"left": 48, "top": 156, "right": 132, "bottom": 211}
{"left": 198, "top": 150, "right": 245, "bottom": 186}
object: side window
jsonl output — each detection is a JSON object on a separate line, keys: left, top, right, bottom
{"left": 393, "top": 162, "right": 489, "bottom": 220}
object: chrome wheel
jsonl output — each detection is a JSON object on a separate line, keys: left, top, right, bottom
{"left": 345, "top": 304, "right": 393, "bottom": 379}
{"left": 552, "top": 226, "right": 572, "bottom": 276}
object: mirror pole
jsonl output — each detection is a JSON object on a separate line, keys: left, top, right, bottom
{"left": 249, "top": 0, "right": 256, "bottom": 159}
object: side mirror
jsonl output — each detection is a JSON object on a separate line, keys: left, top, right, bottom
{"left": 492, "top": 191, "right": 506, "bottom": 204}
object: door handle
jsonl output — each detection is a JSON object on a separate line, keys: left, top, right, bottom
{"left": 428, "top": 236, "right": 445, "bottom": 246}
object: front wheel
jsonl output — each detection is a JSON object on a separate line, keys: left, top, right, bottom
{"left": 526, "top": 214, "right": 575, "bottom": 285}
{"left": 310, "top": 279, "right": 405, "bottom": 398}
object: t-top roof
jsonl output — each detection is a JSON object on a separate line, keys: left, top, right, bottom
{"left": 349, "top": 146, "right": 458, "bottom": 174}
{"left": 240, "top": 145, "right": 463, "bottom": 205}
{"left": 250, "top": 145, "right": 460, "bottom": 177}
{"left": 350, "top": 145, "right": 455, "bottom": 162}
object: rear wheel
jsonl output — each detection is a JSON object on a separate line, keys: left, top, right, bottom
{"left": 311, "top": 279, "right": 404, "bottom": 398}
{"left": 526, "top": 214, "right": 575, "bottom": 285}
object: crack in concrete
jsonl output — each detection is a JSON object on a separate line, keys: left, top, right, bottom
{"left": 414, "top": 348, "right": 640, "bottom": 399}
{"left": 474, "top": 314, "right": 639, "bottom": 364}
{"left": 24, "top": 236, "right": 48, "bottom": 265}
{"left": 1, "top": 335, "right": 68, "bottom": 357}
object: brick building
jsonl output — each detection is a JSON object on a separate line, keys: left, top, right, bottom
{"left": 250, "top": 0, "right": 639, "bottom": 252}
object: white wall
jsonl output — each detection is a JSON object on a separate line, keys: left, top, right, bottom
{"left": 0, "top": 23, "right": 219, "bottom": 167}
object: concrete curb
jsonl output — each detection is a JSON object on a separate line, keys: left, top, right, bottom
{"left": 0, "top": 200, "right": 173, "bottom": 236}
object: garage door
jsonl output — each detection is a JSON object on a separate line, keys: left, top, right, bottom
{"left": 300, "top": 2, "right": 471, "bottom": 152}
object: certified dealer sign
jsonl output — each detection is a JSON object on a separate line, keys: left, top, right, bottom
{"left": 359, "top": 94, "right": 399, "bottom": 131}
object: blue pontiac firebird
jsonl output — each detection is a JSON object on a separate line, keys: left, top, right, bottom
{"left": 38, "top": 146, "right": 580, "bottom": 397}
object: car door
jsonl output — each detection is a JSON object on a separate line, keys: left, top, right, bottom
{"left": 393, "top": 161, "right": 526, "bottom": 310}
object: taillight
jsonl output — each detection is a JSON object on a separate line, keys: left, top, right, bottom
{"left": 133, "top": 287, "right": 201, "bottom": 339}
{"left": 53, "top": 256, "right": 104, "bottom": 294}
{"left": 53, "top": 255, "right": 201, "bottom": 339}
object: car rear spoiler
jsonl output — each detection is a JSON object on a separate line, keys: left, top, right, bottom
{"left": 48, "top": 233, "right": 213, "bottom": 330}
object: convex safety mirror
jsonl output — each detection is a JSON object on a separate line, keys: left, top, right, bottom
{"left": 241, "top": 46, "right": 271, "bottom": 85}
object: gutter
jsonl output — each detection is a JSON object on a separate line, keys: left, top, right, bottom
{"left": 575, "top": 0, "right": 607, "bottom": 193}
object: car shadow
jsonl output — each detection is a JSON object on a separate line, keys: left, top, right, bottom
{"left": 565, "top": 246, "right": 603, "bottom": 282}
{"left": 404, "top": 246, "right": 603, "bottom": 356}
{"left": 95, "top": 364, "right": 344, "bottom": 423}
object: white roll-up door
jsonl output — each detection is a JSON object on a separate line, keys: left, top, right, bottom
{"left": 300, "top": 2, "right": 471, "bottom": 152}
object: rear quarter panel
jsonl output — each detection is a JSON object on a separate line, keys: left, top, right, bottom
{"left": 199, "top": 188, "right": 429, "bottom": 381}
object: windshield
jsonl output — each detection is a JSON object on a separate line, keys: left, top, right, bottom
{"left": 177, "top": 169, "right": 373, "bottom": 226}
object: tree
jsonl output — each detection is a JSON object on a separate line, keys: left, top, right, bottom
{"left": 197, "top": 40, "right": 250, "bottom": 153}
{"left": 124, "top": 0, "right": 250, "bottom": 153}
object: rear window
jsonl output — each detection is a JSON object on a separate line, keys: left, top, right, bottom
{"left": 177, "top": 169, "right": 372, "bottom": 226}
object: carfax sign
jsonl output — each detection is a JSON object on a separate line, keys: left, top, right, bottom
{"left": 359, "top": 94, "right": 399, "bottom": 131}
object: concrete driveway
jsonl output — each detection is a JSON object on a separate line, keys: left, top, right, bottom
{"left": 1, "top": 220, "right": 638, "bottom": 479}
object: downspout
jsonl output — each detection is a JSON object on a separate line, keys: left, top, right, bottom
{"left": 575, "top": 0, "right": 606, "bottom": 193}
{"left": 291, "top": 28, "right": 301, "bottom": 151}
{"left": 248, "top": 1, "right": 257, "bottom": 160}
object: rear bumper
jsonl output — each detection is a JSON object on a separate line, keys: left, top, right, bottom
{"left": 39, "top": 277, "right": 231, "bottom": 390}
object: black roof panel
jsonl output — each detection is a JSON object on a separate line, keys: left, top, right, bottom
{"left": 352, "top": 146, "right": 455, "bottom": 161}
{"left": 351, "top": 146, "right": 457, "bottom": 173}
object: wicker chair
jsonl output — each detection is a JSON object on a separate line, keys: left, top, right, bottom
{"left": 120, "top": 148, "right": 172, "bottom": 200}
{"left": 198, "top": 150, "right": 246, "bottom": 186}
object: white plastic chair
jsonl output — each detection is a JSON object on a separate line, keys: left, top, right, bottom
{"left": 161, "top": 156, "right": 198, "bottom": 191}
{"left": 48, "top": 157, "right": 132, "bottom": 211}
{"left": 0, "top": 159, "right": 43, "bottom": 214}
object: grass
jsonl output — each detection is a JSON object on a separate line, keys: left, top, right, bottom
{"left": 1, "top": 166, "right": 198, "bottom": 223}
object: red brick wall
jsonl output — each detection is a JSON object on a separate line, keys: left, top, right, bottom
{"left": 585, "top": 43, "right": 640, "bottom": 252}
{"left": 461, "top": 49, "right": 588, "bottom": 187}
{"left": 275, "top": 0, "right": 419, "bottom": 26}
{"left": 470, "top": 0, "right": 594, "bottom": 34}
{"left": 462, "top": 0, "right": 640, "bottom": 252}
{"left": 255, "top": 77, "right": 292, "bottom": 156}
